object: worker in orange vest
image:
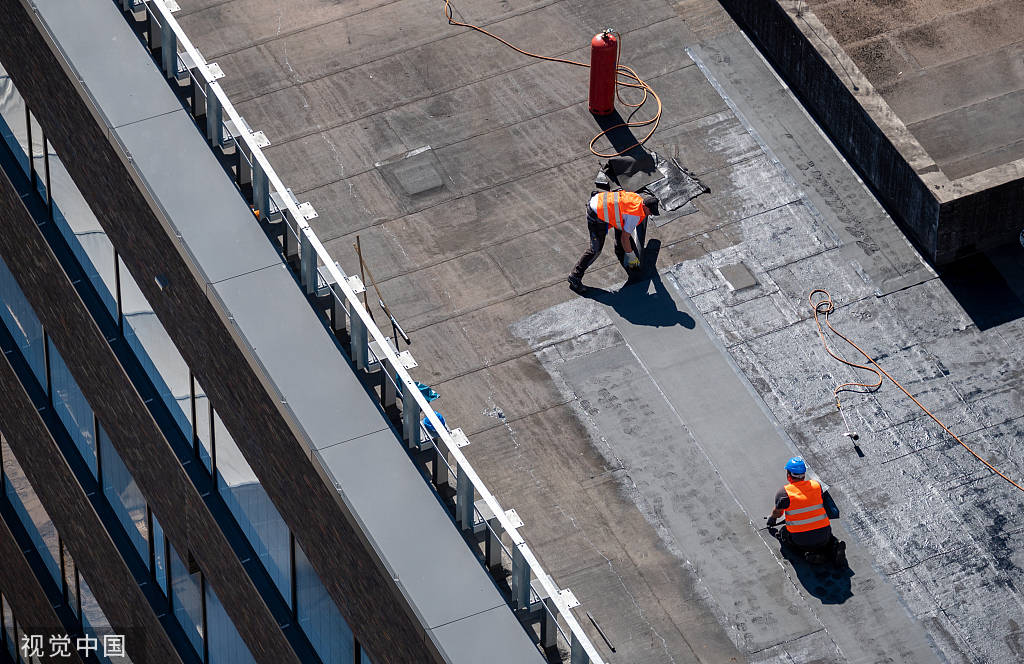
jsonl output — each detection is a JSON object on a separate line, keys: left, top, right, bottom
{"left": 767, "top": 456, "right": 836, "bottom": 551}
{"left": 567, "top": 190, "right": 655, "bottom": 294}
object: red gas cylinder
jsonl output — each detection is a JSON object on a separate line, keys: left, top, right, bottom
{"left": 589, "top": 31, "right": 618, "bottom": 116}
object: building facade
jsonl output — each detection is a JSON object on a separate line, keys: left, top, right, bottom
{"left": 0, "top": 1, "right": 547, "bottom": 663}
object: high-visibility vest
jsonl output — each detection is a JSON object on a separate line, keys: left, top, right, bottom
{"left": 783, "top": 480, "right": 830, "bottom": 533}
{"left": 593, "top": 191, "right": 646, "bottom": 231}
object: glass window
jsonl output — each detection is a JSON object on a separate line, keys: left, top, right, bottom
{"left": 100, "top": 427, "right": 148, "bottom": 561}
{"left": 79, "top": 574, "right": 109, "bottom": 644}
{"left": 29, "top": 110, "right": 45, "bottom": 200}
{"left": 2, "top": 593, "right": 16, "bottom": 660}
{"left": 2, "top": 436, "right": 61, "bottom": 584}
{"left": 215, "top": 423, "right": 290, "bottom": 603}
{"left": 0, "top": 255, "right": 47, "bottom": 388}
{"left": 119, "top": 261, "right": 192, "bottom": 440}
{"left": 0, "top": 63, "right": 29, "bottom": 174}
{"left": 47, "top": 340, "right": 97, "bottom": 478}
{"left": 295, "top": 542, "right": 353, "bottom": 663}
{"left": 193, "top": 377, "right": 212, "bottom": 473}
{"left": 46, "top": 143, "right": 118, "bottom": 319}
{"left": 205, "top": 582, "right": 255, "bottom": 664}
{"left": 170, "top": 544, "right": 203, "bottom": 656}
{"left": 63, "top": 542, "right": 78, "bottom": 620}
{"left": 361, "top": 647, "right": 374, "bottom": 664}
{"left": 152, "top": 514, "right": 167, "bottom": 595}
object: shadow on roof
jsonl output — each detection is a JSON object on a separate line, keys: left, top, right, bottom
{"left": 585, "top": 240, "right": 696, "bottom": 329}
{"left": 939, "top": 244, "right": 1024, "bottom": 330}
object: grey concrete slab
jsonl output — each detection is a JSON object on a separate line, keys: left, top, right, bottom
{"left": 909, "top": 89, "right": 1024, "bottom": 177}
{"left": 878, "top": 42, "right": 1024, "bottom": 126}
{"left": 428, "top": 606, "right": 545, "bottom": 664}
{"left": 941, "top": 136, "right": 1024, "bottom": 181}
{"left": 296, "top": 170, "right": 405, "bottom": 240}
{"left": 112, "top": 110, "right": 283, "bottom": 285}
{"left": 211, "top": 264, "right": 388, "bottom": 449}
{"left": 431, "top": 352, "right": 571, "bottom": 437}
{"left": 314, "top": 429, "right": 515, "bottom": 632}
{"left": 213, "top": 44, "right": 293, "bottom": 100}
{"left": 895, "top": 1, "right": 1024, "bottom": 70}
{"left": 371, "top": 249, "right": 517, "bottom": 331}
{"left": 31, "top": 0, "right": 182, "bottom": 129}
{"left": 177, "top": 0, "right": 400, "bottom": 59}
{"left": 263, "top": 113, "right": 410, "bottom": 194}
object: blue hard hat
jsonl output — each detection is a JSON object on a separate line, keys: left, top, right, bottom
{"left": 785, "top": 456, "right": 806, "bottom": 474}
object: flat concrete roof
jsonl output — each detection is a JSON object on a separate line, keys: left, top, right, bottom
{"left": 807, "top": 0, "right": 1024, "bottom": 180}
{"left": 175, "top": 0, "right": 1024, "bottom": 662}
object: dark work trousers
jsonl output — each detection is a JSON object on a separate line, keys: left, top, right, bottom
{"left": 570, "top": 220, "right": 624, "bottom": 280}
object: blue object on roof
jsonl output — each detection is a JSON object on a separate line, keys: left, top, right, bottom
{"left": 417, "top": 381, "right": 440, "bottom": 402}
{"left": 423, "top": 411, "right": 446, "bottom": 436}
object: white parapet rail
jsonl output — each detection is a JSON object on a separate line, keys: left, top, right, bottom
{"left": 128, "top": 1, "right": 606, "bottom": 662}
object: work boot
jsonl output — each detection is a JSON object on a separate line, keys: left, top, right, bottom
{"left": 567, "top": 275, "right": 588, "bottom": 294}
{"left": 831, "top": 540, "right": 847, "bottom": 568}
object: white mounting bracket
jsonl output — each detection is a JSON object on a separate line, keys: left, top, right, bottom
{"left": 558, "top": 588, "right": 580, "bottom": 609}
{"left": 450, "top": 428, "right": 471, "bottom": 448}
{"left": 505, "top": 508, "right": 524, "bottom": 529}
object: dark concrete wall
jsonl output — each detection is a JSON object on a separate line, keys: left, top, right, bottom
{"left": 0, "top": 2, "right": 440, "bottom": 662}
{"left": 0, "top": 310, "right": 178, "bottom": 664}
{"left": 718, "top": 0, "right": 1022, "bottom": 265}
{"left": 0, "top": 517, "right": 85, "bottom": 664}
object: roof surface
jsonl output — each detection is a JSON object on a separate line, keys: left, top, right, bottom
{"left": 804, "top": 0, "right": 1024, "bottom": 180}
{"left": 175, "top": 0, "right": 1024, "bottom": 662}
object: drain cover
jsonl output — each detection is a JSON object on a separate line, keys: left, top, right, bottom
{"left": 376, "top": 146, "right": 444, "bottom": 196}
{"left": 719, "top": 262, "right": 758, "bottom": 291}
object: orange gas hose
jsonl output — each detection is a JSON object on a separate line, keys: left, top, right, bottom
{"left": 809, "top": 289, "right": 1024, "bottom": 493}
{"left": 443, "top": 1, "right": 662, "bottom": 158}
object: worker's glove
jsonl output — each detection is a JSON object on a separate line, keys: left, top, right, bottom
{"left": 624, "top": 251, "right": 640, "bottom": 270}
{"left": 766, "top": 516, "right": 778, "bottom": 528}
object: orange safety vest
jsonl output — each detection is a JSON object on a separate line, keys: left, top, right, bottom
{"left": 593, "top": 191, "right": 646, "bottom": 230}
{"left": 783, "top": 480, "right": 830, "bottom": 533}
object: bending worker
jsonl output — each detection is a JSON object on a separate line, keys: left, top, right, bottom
{"left": 767, "top": 456, "right": 834, "bottom": 550}
{"left": 568, "top": 190, "right": 655, "bottom": 294}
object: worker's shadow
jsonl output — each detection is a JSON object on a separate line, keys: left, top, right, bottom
{"left": 778, "top": 544, "right": 854, "bottom": 605}
{"left": 586, "top": 240, "right": 696, "bottom": 329}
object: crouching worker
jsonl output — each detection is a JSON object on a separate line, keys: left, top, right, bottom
{"left": 768, "top": 456, "right": 846, "bottom": 566}
{"left": 567, "top": 190, "right": 655, "bottom": 294}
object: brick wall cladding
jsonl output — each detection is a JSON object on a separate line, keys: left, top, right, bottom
{"left": 0, "top": 2, "right": 440, "bottom": 662}
{"left": 0, "top": 312, "right": 178, "bottom": 664}
{"left": 716, "top": 0, "right": 1023, "bottom": 264}
{"left": 0, "top": 517, "right": 85, "bottom": 664}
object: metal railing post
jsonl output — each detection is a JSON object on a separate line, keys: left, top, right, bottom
{"left": 541, "top": 595, "right": 558, "bottom": 649}
{"left": 485, "top": 515, "right": 502, "bottom": 570}
{"left": 237, "top": 142, "right": 253, "bottom": 188}
{"left": 511, "top": 545, "right": 531, "bottom": 610}
{"left": 252, "top": 160, "right": 270, "bottom": 220}
{"left": 381, "top": 358, "right": 398, "bottom": 410}
{"left": 350, "top": 310, "right": 368, "bottom": 372}
{"left": 160, "top": 11, "right": 177, "bottom": 77}
{"left": 456, "top": 464, "right": 474, "bottom": 530}
{"left": 432, "top": 444, "right": 448, "bottom": 488}
{"left": 400, "top": 380, "right": 420, "bottom": 448}
{"left": 571, "top": 633, "right": 589, "bottom": 664}
{"left": 331, "top": 292, "right": 348, "bottom": 335}
{"left": 205, "top": 82, "right": 223, "bottom": 147}
{"left": 300, "top": 231, "right": 316, "bottom": 295}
